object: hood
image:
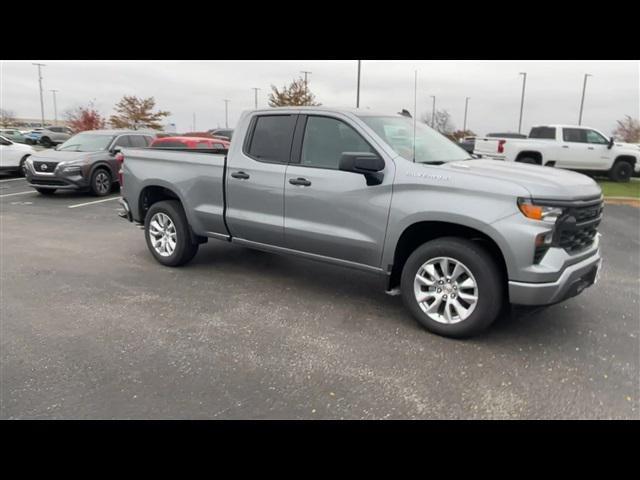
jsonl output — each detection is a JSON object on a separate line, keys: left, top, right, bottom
{"left": 30, "top": 150, "right": 96, "bottom": 163}
{"left": 445, "top": 159, "right": 602, "bottom": 200}
{"left": 614, "top": 141, "right": 640, "bottom": 151}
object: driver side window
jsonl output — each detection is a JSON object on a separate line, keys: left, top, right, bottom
{"left": 300, "top": 116, "right": 374, "bottom": 169}
{"left": 585, "top": 130, "right": 608, "bottom": 144}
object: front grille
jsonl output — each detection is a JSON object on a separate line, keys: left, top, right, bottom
{"left": 554, "top": 199, "right": 603, "bottom": 253}
{"left": 33, "top": 161, "right": 58, "bottom": 173}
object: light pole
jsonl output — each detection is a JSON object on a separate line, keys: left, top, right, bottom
{"left": 430, "top": 95, "right": 436, "bottom": 128}
{"left": 50, "top": 89, "right": 59, "bottom": 126}
{"left": 251, "top": 88, "right": 260, "bottom": 109}
{"left": 300, "top": 70, "right": 312, "bottom": 103}
{"left": 518, "top": 72, "right": 527, "bottom": 134}
{"left": 223, "top": 99, "right": 230, "bottom": 128}
{"left": 463, "top": 97, "right": 470, "bottom": 132}
{"left": 356, "top": 60, "right": 361, "bottom": 108}
{"left": 32, "top": 63, "right": 46, "bottom": 127}
{"left": 578, "top": 74, "right": 592, "bottom": 126}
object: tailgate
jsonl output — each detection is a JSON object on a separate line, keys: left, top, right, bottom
{"left": 473, "top": 137, "right": 503, "bottom": 157}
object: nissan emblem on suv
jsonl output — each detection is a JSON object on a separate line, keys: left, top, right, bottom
{"left": 41, "top": 164, "right": 48, "bottom": 171}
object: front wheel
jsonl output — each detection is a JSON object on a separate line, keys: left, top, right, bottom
{"left": 609, "top": 161, "right": 633, "bottom": 182}
{"left": 518, "top": 157, "right": 539, "bottom": 165}
{"left": 401, "top": 237, "right": 504, "bottom": 338}
{"left": 90, "top": 169, "right": 112, "bottom": 196}
{"left": 40, "top": 137, "right": 52, "bottom": 148}
{"left": 144, "top": 200, "right": 199, "bottom": 267}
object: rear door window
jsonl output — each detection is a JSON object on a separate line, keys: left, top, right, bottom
{"left": 562, "top": 128, "right": 588, "bottom": 143}
{"left": 129, "top": 136, "right": 147, "bottom": 148}
{"left": 113, "top": 135, "right": 133, "bottom": 148}
{"left": 246, "top": 115, "right": 297, "bottom": 163}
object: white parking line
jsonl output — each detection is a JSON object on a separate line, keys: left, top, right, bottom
{"left": 0, "top": 177, "right": 27, "bottom": 183}
{"left": 0, "top": 191, "right": 34, "bottom": 198}
{"left": 67, "top": 196, "right": 121, "bottom": 209}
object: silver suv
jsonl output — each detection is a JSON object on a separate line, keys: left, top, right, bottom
{"left": 39, "top": 126, "right": 74, "bottom": 148}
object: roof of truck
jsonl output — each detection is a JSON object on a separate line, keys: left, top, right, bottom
{"left": 249, "top": 106, "right": 402, "bottom": 117}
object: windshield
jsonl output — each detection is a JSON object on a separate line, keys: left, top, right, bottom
{"left": 359, "top": 115, "right": 471, "bottom": 164}
{"left": 58, "top": 133, "right": 114, "bottom": 152}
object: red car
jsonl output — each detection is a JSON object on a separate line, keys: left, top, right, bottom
{"left": 150, "top": 136, "right": 230, "bottom": 150}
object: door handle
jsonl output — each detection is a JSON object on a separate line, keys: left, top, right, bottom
{"left": 588, "top": 147, "right": 594, "bottom": 150}
{"left": 231, "top": 171, "right": 250, "bottom": 180}
{"left": 562, "top": 145, "right": 569, "bottom": 149}
{"left": 289, "top": 177, "right": 311, "bottom": 187}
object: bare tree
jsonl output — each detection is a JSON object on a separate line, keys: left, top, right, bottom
{"left": 421, "top": 109, "right": 455, "bottom": 135}
{"left": 450, "top": 129, "right": 477, "bottom": 141}
{"left": 109, "top": 96, "right": 170, "bottom": 130}
{"left": 268, "top": 77, "right": 321, "bottom": 107}
{"left": 0, "top": 109, "right": 17, "bottom": 128}
{"left": 612, "top": 115, "right": 640, "bottom": 143}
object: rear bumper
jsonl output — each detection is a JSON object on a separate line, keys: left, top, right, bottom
{"left": 509, "top": 250, "right": 602, "bottom": 306}
{"left": 118, "top": 198, "right": 133, "bottom": 222}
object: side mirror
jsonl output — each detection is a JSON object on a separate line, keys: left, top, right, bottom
{"left": 339, "top": 152, "right": 385, "bottom": 186}
{"left": 110, "top": 147, "right": 122, "bottom": 155}
{"left": 607, "top": 137, "right": 615, "bottom": 149}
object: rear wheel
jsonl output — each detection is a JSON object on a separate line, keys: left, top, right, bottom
{"left": 35, "top": 188, "right": 56, "bottom": 195}
{"left": 144, "top": 200, "right": 199, "bottom": 267}
{"left": 609, "top": 161, "right": 633, "bottom": 182}
{"left": 90, "top": 169, "right": 112, "bottom": 196}
{"left": 401, "top": 237, "right": 503, "bottom": 338}
{"left": 40, "top": 137, "right": 52, "bottom": 148}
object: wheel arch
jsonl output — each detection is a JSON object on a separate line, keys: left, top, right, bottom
{"left": 613, "top": 155, "right": 637, "bottom": 167}
{"left": 515, "top": 151, "right": 543, "bottom": 164}
{"left": 387, "top": 220, "right": 510, "bottom": 296}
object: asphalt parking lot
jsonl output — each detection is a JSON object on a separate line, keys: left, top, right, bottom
{"left": 1, "top": 173, "right": 639, "bottom": 419}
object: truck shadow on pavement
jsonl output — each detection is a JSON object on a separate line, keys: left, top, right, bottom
{"left": 177, "top": 241, "right": 580, "bottom": 344}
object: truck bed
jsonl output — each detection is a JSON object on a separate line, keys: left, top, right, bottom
{"left": 121, "top": 147, "right": 229, "bottom": 238}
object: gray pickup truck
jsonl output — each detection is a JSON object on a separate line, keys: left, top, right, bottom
{"left": 119, "top": 107, "right": 603, "bottom": 338}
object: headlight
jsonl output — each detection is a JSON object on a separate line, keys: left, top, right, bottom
{"left": 517, "top": 198, "right": 565, "bottom": 223}
{"left": 60, "top": 166, "right": 82, "bottom": 175}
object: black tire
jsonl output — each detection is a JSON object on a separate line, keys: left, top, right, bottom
{"left": 35, "top": 188, "right": 56, "bottom": 195}
{"left": 401, "top": 237, "right": 503, "bottom": 338}
{"left": 18, "top": 155, "right": 29, "bottom": 177}
{"left": 90, "top": 168, "right": 112, "bottom": 196}
{"left": 40, "top": 137, "right": 52, "bottom": 148}
{"left": 518, "top": 157, "right": 539, "bottom": 165}
{"left": 608, "top": 161, "right": 633, "bottom": 182}
{"left": 144, "top": 200, "right": 199, "bottom": 267}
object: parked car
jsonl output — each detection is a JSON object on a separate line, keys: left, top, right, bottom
{"left": 0, "top": 135, "right": 36, "bottom": 175}
{"left": 24, "top": 128, "right": 44, "bottom": 145}
{"left": 38, "top": 126, "right": 74, "bottom": 148}
{"left": 458, "top": 136, "right": 475, "bottom": 154}
{"left": 208, "top": 128, "right": 234, "bottom": 141}
{"left": 0, "top": 128, "right": 28, "bottom": 144}
{"left": 473, "top": 124, "right": 640, "bottom": 182}
{"left": 150, "top": 136, "right": 230, "bottom": 150}
{"left": 24, "top": 130, "right": 155, "bottom": 196}
{"left": 119, "top": 107, "right": 603, "bottom": 338}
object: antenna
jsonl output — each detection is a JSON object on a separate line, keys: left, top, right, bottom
{"left": 413, "top": 70, "right": 417, "bottom": 163}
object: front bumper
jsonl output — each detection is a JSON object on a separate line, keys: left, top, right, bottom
{"left": 25, "top": 164, "right": 90, "bottom": 191}
{"left": 509, "top": 250, "right": 602, "bottom": 306}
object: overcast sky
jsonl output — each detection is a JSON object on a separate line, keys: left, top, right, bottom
{"left": 1, "top": 60, "right": 638, "bottom": 135}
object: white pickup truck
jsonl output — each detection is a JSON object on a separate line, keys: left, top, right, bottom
{"left": 473, "top": 125, "right": 640, "bottom": 182}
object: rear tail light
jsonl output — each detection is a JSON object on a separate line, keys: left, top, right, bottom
{"left": 498, "top": 139, "right": 506, "bottom": 154}
{"left": 115, "top": 152, "right": 124, "bottom": 186}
